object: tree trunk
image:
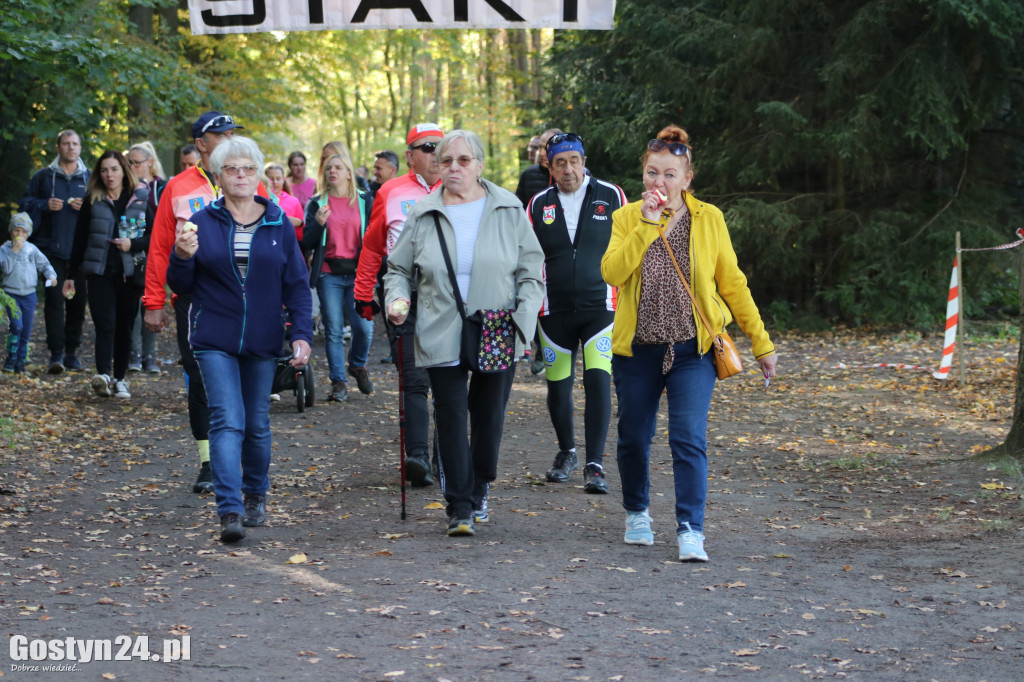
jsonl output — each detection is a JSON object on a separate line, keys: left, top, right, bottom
{"left": 127, "top": 3, "right": 154, "bottom": 142}
{"left": 997, "top": 247, "right": 1024, "bottom": 459}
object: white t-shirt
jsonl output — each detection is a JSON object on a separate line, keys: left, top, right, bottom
{"left": 557, "top": 175, "right": 590, "bottom": 244}
{"left": 444, "top": 197, "right": 487, "bottom": 300}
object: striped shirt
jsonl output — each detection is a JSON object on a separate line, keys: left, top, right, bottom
{"left": 233, "top": 217, "right": 261, "bottom": 278}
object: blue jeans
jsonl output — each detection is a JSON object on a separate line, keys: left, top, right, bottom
{"left": 316, "top": 273, "right": 373, "bottom": 382}
{"left": 194, "top": 350, "right": 276, "bottom": 516}
{"left": 613, "top": 339, "right": 716, "bottom": 533}
{"left": 5, "top": 291, "right": 36, "bottom": 368}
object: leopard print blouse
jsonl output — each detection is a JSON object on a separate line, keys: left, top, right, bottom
{"left": 635, "top": 208, "right": 697, "bottom": 373}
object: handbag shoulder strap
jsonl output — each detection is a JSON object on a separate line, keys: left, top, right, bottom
{"left": 433, "top": 213, "right": 469, "bottom": 320}
{"left": 658, "top": 227, "right": 719, "bottom": 335}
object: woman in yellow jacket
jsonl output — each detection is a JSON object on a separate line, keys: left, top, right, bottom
{"left": 601, "top": 125, "right": 778, "bottom": 562}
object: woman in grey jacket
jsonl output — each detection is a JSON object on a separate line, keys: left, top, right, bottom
{"left": 385, "top": 130, "right": 544, "bottom": 537}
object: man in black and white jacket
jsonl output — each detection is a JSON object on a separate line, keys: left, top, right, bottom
{"left": 526, "top": 133, "right": 627, "bottom": 495}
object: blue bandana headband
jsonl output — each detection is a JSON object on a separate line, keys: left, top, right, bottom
{"left": 547, "top": 139, "right": 585, "bottom": 162}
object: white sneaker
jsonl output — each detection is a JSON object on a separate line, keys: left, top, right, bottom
{"left": 624, "top": 510, "right": 654, "bottom": 546}
{"left": 91, "top": 374, "right": 112, "bottom": 397}
{"left": 113, "top": 379, "right": 131, "bottom": 399}
{"left": 677, "top": 522, "right": 708, "bottom": 562}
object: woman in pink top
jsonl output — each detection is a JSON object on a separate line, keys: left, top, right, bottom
{"left": 286, "top": 151, "right": 316, "bottom": 208}
{"left": 301, "top": 152, "right": 374, "bottom": 402}
{"left": 264, "top": 162, "right": 304, "bottom": 243}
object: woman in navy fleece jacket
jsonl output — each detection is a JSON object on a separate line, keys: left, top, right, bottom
{"left": 167, "top": 136, "right": 312, "bottom": 544}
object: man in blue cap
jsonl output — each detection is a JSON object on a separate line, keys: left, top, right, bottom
{"left": 143, "top": 111, "right": 260, "bottom": 495}
{"left": 526, "top": 132, "right": 628, "bottom": 494}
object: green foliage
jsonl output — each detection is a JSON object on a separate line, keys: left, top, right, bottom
{"left": 546, "top": 0, "right": 1024, "bottom": 328}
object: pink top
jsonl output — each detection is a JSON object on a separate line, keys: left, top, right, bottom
{"left": 290, "top": 177, "right": 316, "bottom": 208}
{"left": 276, "top": 191, "right": 304, "bottom": 242}
{"left": 322, "top": 195, "right": 361, "bottom": 271}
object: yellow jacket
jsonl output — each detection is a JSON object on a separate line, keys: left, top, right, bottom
{"left": 601, "top": 192, "right": 774, "bottom": 359}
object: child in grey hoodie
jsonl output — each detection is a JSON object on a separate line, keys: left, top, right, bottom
{"left": 2, "top": 213, "right": 58, "bottom": 372}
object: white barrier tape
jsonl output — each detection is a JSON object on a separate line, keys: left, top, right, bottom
{"left": 959, "top": 227, "right": 1024, "bottom": 252}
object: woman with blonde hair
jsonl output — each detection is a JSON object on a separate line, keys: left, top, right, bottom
{"left": 302, "top": 151, "right": 374, "bottom": 401}
{"left": 125, "top": 141, "right": 165, "bottom": 373}
{"left": 602, "top": 124, "right": 778, "bottom": 562}
{"left": 263, "top": 162, "right": 304, "bottom": 242}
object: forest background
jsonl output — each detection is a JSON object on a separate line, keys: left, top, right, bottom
{"left": 2, "top": 0, "right": 1023, "bottom": 329}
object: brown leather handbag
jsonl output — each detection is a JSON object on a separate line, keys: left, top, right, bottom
{"left": 658, "top": 230, "right": 743, "bottom": 379}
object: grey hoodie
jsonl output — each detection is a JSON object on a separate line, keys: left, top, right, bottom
{"left": 1, "top": 239, "right": 58, "bottom": 297}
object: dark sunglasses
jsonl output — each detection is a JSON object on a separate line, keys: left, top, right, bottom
{"left": 200, "top": 115, "right": 235, "bottom": 135}
{"left": 648, "top": 139, "right": 689, "bottom": 157}
{"left": 546, "top": 132, "right": 583, "bottom": 148}
{"left": 410, "top": 142, "right": 438, "bottom": 154}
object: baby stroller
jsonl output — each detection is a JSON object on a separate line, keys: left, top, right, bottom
{"left": 272, "top": 317, "right": 316, "bottom": 413}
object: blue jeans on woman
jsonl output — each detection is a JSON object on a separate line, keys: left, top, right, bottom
{"left": 316, "top": 272, "right": 373, "bottom": 383}
{"left": 613, "top": 338, "right": 716, "bottom": 533}
{"left": 194, "top": 350, "right": 276, "bottom": 516}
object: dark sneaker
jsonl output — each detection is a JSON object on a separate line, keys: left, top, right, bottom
{"left": 127, "top": 356, "right": 142, "bottom": 373}
{"left": 328, "top": 380, "right": 348, "bottom": 402}
{"left": 348, "top": 366, "right": 374, "bottom": 394}
{"left": 447, "top": 517, "right": 475, "bottom": 537}
{"left": 63, "top": 354, "right": 84, "bottom": 372}
{"left": 406, "top": 453, "right": 433, "bottom": 487}
{"left": 583, "top": 462, "right": 609, "bottom": 494}
{"left": 192, "top": 462, "right": 214, "bottom": 494}
{"left": 2, "top": 358, "right": 15, "bottom": 373}
{"left": 242, "top": 494, "right": 266, "bottom": 527}
{"left": 47, "top": 353, "right": 65, "bottom": 375}
{"left": 545, "top": 450, "right": 579, "bottom": 483}
{"left": 143, "top": 356, "right": 161, "bottom": 374}
{"left": 220, "top": 513, "right": 246, "bottom": 543}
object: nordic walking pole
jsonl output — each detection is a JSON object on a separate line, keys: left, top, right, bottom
{"left": 397, "top": 330, "right": 407, "bottom": 520}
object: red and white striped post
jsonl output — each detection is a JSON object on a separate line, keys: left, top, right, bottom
{"left": 933, "top": 253, "right": 959, "bottom": 381}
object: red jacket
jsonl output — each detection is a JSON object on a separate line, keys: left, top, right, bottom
{"left": 143, "top": 166, "right": 266, "bottom": 310}
{"left": 353, "top": 169, "right": 440, "bottom": 302}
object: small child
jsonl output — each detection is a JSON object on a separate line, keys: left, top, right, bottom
{"left": 1, "top": 212, "right": 58, "bottom": 373}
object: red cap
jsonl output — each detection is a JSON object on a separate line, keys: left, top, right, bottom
{"left": 407, "top": 123, "right": 444, "bottom": 146}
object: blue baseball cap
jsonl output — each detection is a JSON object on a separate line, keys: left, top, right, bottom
{"left": 192, "top": 111, "right": 244, "bottom": 140}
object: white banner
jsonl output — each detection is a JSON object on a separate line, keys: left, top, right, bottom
{"left": 188, "top": 0, "right": 616, "bottom": 34}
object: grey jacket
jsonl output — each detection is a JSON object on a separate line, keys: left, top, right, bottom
{"left": 384, "top": 178, "right": 544, "bottom": 368}
{"left": 0, "top": 241, "right": 57, "bottom": 296}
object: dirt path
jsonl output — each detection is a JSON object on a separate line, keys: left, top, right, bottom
{"left": 2, "top": 322, "right": 1022, "bottom": 680}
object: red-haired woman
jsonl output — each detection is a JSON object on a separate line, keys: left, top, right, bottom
{"left": 601, "top": 125, "right": 778, "bottom": 562}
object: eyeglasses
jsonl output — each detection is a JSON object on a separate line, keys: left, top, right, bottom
{"left": 220, "top": 164, "right": 259, "bottom": 177}
{"left": 127, "top": 159, "right": 148, "bottom": 167}
{"left": 410, "top": 142, "right": 438, "bottom": 154}
{"left": 200, "top": 115, "right": 235, "bottom": 135}
{"left": 648, "top": 139, "right": 689, "bottom": 157}
{"left": 546, "top": 132, "right": 583, "bottom": 148}
{"left": 440, "top": 156, "right": 476, "bottom": 168}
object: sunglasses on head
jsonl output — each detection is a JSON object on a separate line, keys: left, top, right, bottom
{"left": 648, "top": 139, "right": 689, "bottom": 157}
{"left": 546, "top": 132, "right": 583, "bottom": 148}
{"left": 200, "top": 114, "right": 235, "bottom": 135}
{"left": 410, "top": 142, "right": 438, "bottom": 154}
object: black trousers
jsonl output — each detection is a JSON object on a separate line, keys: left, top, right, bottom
{"left": 86, "top": 274, "right": 141, "bottom": 380}
{"left": 175, "top": 294, "right": 210, "bottom": 441}
{"left": 44, "top": 257, "right": 87, "bottom": 356}
{"left": 427, "top": 363, "right": 516, "bottom": 520}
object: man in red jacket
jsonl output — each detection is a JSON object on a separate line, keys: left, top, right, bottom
{"left": 354, "top": 123, "right": 442, "bottom": 487}
{"left": 143, "top": 111, "right": 266, "bottom": 494}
